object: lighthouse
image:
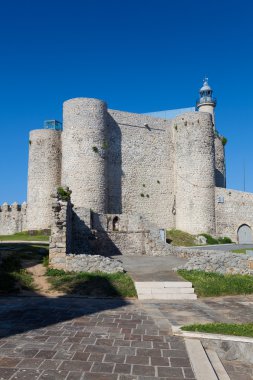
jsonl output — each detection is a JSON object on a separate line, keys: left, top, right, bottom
{"left": 196, "top": 77, "right": 216, "bottom": 129}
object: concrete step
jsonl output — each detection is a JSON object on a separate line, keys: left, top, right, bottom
{"left": 138, "top": 293, "right": 197, "bottom": 300}
{"left": 135, "top": 280, "right": 197, "bottom": 300}
{"left": 136, "top": 287, "right": 195, "bottom": 294}
{"left": 135, "top": 281, "right": 193, "bottom": 288}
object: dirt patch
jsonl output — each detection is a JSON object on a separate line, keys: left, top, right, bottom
{"left": 22, "top": 261, "right": 64, "bottom": 296}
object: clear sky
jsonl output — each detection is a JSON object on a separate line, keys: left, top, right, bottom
{"left": 0, "top": 0, "right": 252, "bottom": 203}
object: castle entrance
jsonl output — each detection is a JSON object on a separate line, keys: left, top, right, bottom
{"left": 237, "top": 224, "right": 253, "bottom": 244}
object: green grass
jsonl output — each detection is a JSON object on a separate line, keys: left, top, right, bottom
{"left": 166, "top": 229, "right": 232, "bottom": 247}
{"left": 181, "top": 323, "right": 253, "bottom": 337}
{"left": 0, "top": 231, "right": 49, "bottom": 242}
{"left": 46, "top": 268, "right": 137, "bottom": 298}
{"left": 166, "top": 229, "right": 196, "bottom": 246}
{"left": 178, "top": 269, "right": 253, "bottom": 297}
{"left": 0, "top": 244, "right": 48, "bottom": 293}
{"left": 0, "top": 254, "right": 35, "bottom": 292}
{"left": 232, "top": 249, "right": 248, "bottom": 254}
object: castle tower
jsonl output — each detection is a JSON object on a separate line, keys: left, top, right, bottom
{"left": 27, "top": 127, "right": 62, "bottom": 230}
{"left": 196, "top": 78, "right": 216, "bottom": 129}
{"left": 174, "top": 112, "right": 216, "bottom": 235}
{"left": 62, "top": 98, "right": 108, "bottom": 213}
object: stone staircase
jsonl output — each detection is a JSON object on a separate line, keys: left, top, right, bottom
{"left": 135, "top": 281, "right": 197, "bottom": 300}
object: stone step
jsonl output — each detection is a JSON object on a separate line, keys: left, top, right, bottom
{"left": 138, "top": 293, "right": 197, "bottom": 300}
{"left": 137, "top": 287, "right": 195, "bottom": 294}
{"left": 134, "top": 281, "right": 197, "bottom": 300}
{"left": 135, "top": 281, "right": 193, "bottom": 288}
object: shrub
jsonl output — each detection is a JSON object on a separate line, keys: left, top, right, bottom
{"left": 201, "top": 233, "right": 219, "bottom": 245}
{"left": 218, "top": 236, "right": 232, "bottom": 244}
{"left": 140, "top": 193, "right": 144, "bottom": 197}
{"left": 57, "top": 187, "right": 72, "bottom": 201}
{"left": 92, "top": 146, "right": 99, "bottom": 153}
{"left": 221, "top": 137, "right": 228, "bottom": 146}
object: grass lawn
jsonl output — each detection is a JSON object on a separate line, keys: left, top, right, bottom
{"left": 166, "top": 229, "right": 232, "bottom": 247}
{"left": 46, "top": 268, "right": 137, "bottom": 298}
{"left": 232, "top": 249, "right": 248, "bottom": 254}
{"left": 166, "top": 229, "right": 196, "bottom": 246}
{"left": 178, "top": 269, "right": 253, "bottom": 297}
{"left": 0, "top": 244, "right": 48, "bottom": 293}
{"left": 181, "top": 323, "right": 253, "bottom": 338}
{"left": 0, "top": 231, "right": 49, "bottom": 242}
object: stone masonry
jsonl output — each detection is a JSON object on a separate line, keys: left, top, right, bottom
{"left": 48, "top": 190, "right": 253, "bottom": 275}
{"left": 2, "top": 82, "right": 253, "bottom": 243}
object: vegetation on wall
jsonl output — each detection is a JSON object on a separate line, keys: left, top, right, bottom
{"left": 92, "top": 146, "right": 99, "bottom": 153}
{"left": 57, "top": 187, "right": 72, "bottom": 202}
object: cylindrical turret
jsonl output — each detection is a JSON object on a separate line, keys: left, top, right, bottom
{"left": 196, "top": 78, "right": 216, "bottom": 129}
{"left": 62, "top": 98, "right": 108, "bottom": 213}
{"left": 27, "top": 129, "right": 61, "bottom": 230}
{"left": 215, "top": 136, "right": 226, "bottom": 188}
{"left": 174, "top": 112, "right": 216, "bottom": 235}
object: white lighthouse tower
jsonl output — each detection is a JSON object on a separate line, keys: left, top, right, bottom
{"left": 196, "top": 77, "right": 216, "bottom": 129}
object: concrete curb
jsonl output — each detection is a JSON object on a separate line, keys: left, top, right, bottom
{"left": 185, "top": 339, "right": 218, "bottom": 380}
{"left": 172, "top": 325, "right": 253, "bottom": 343}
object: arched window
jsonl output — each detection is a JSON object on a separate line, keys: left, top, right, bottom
{"left": 113, "top": 216, "right": 119, "bottom": 231}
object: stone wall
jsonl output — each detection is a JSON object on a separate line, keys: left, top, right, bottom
{"left": 49, "top": 193, "right": 124, "bottom": 272}
{"left": 107, "top": 109, "right": 175, "bottom": 229}
{"left": 27, "top": 129, "right": 61, "bottom": 230}
{"left": 215, "top": 187, "right": 253, "bottom": 241}
{"left": 176, "top": 249, "right": 253, "bottom": 275}
{"left": 214, "top": 136, "right": 226, "bottom": 187}
{"left": 0, "top": 202, "right": 27, "bottom": 235}
{"left": 174, "top": 112, "right": 216, "bottom": 235}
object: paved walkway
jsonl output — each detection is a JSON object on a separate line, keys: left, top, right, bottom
{"left": 0, "top": 297, "right": 195, "bottom": 380}
{"left": 143, "top": 294, "right": 253, "bottom": 327}
{"left": 112, "top": 255, "right": 188, "bottom": 282}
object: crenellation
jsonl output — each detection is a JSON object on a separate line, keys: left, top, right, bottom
{"left": 0, "top": 202, "right": 27, "bottom": 235}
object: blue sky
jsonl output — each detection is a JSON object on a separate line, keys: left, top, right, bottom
{"left": 0, "top": 0, "right": 252, "bottom": 203}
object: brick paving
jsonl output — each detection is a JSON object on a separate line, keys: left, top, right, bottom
{"left": 0, "top": 297, "right": 195, "bottom": 380}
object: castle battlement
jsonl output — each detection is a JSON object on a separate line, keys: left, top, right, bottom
{"left": 0, "top": 202, "right": 27, "bottom": 213}
{"left": 0, "top": 202, "right": 27, "bottom": 235}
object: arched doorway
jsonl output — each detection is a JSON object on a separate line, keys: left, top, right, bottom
{"left": 237, "top": 224, "right": 253, "bottom": 244}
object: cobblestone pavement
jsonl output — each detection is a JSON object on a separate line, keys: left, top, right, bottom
{"left": 0, "top": 297, "right": 195, "bottom": 380}
{"left": 143, "top": 294, "right": 253, "bottom": 327}
{"left": 221, "top": 359, "right": 253, "bottom": 380}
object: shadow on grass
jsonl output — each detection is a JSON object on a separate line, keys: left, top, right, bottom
{"left": 0, "top": 243, "right": 131, "bottom": 340}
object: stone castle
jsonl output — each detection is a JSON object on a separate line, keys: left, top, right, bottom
{"left": 1, "top": 79, "right": 253, "bottom": 244}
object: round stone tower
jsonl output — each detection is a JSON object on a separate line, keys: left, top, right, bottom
{"left": 196, "top": 78, "right": 216, "bottom": 128}
{"left": 62, "top": 98, "right": 108, "bottom": 213}
{"left": 27, "top": 129, "right": 61, "bottom": 230}
{"left": 174, "top": 112, "right": 216, "bottom": 235}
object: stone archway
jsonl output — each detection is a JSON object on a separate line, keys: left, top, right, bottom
{"left": 237, "top": 224, "right": 253, "bottom": 244}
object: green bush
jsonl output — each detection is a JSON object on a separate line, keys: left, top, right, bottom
{"left": 201, "top": 233, "right": 219, "bottom": 245}
{"left": 57, "top": 187, "right": 72, "bottom": 201}
{"left": 218, "top": 236, "right": 232, "bottom": 244}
